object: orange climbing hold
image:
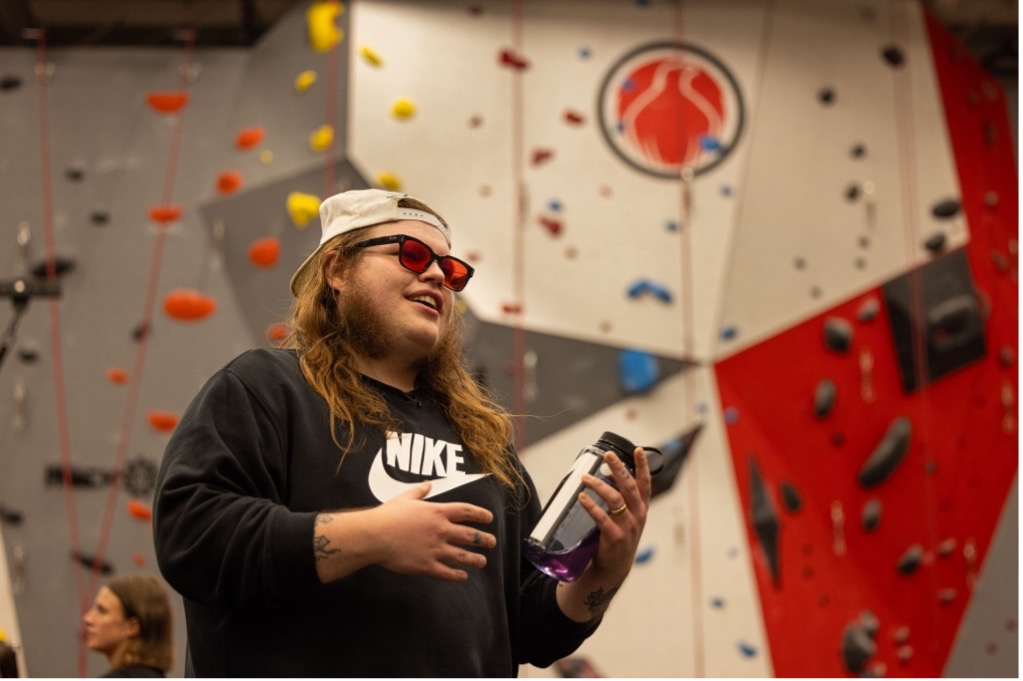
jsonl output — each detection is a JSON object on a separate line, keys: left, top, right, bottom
{"left": 147, "top": 410, "right": 179, "bottom": 432}
{"left": 107, "top": 368, "right": 129, "bottom": 384}
{"left": 266, "top": 322, "right": 289, "bottom": 343}
{"left": 163, "top": 288, "right": 216, "bottom": 321}
{"left": 236, "top": 127, "right": 265, "bottom": 149}
{"left": 248, "top": 237, "right": 281, "bottom": 268}
{"left": 127, "top": 499, "right": 153, "bottom": 521}
{"left": 149, "top": 205, "right": 183, "bottom": 224}
{"left": 146, "top": 91, "right": 189, "bottom": 113}
{"left": 216, "top": 170, "right": 243, "bottom": 195}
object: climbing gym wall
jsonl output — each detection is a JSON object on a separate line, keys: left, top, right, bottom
{"left": 0, "top": 0, "right": 1016, "bottom": 678}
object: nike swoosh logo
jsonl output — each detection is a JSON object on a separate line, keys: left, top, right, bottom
{"left": 368, "top": 447, "right": 490, "bottom": 503}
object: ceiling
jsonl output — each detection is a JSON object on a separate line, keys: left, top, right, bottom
{"left": 0, "top": 0, "right": 1016, "bottom": 79}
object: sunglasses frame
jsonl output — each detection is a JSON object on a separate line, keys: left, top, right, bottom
{"left": 352, "top": 233, "right": 475, "bottom": 292}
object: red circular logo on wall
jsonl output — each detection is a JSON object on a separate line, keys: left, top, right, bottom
{"left": 597, "top": 42, "right": 744, "bottom": 179}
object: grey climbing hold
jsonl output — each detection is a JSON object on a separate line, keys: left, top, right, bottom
{"left": 896, "top": 543, "right": 923, "bottom": 575}
{"left": 924, "top": 232, "right": 947, "bottom": 253}
{"left": 814, "top": 378, "right": 837, "bottom": 418}
{"left": 841, "top": 622, "right": 877, "bottom": 675}
{"left": 749, "top": 456, "right": 781, "bottom": 585}
{"left": 861, "top": 498, "right": 881, "bottom": 532}
{"left": 824, "top": 317, "right": 854, "bottom": 353}
{"left": 858, "top": 416, "right": 911, "bottom": 487}
{"left": 858, "top": 297, "right": 880, "bottom": 322}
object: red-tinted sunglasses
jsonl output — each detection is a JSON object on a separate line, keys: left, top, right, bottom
{"left": 352, "top": 234, "right": 475, "bottom": 292}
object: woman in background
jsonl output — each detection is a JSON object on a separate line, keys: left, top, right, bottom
{"left": 83, "top": 573, "right": 173, "bottom": 678}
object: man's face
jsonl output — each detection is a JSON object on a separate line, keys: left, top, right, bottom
{"left": 328, "top": 220, "right": 456, "bottom": 365}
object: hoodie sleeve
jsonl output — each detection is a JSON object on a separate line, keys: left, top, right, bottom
{"left": 153, "top": 362, "right": 321, "bottom": 611}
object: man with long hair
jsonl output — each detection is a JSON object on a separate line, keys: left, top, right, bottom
{"left": 153, "top": 189, "right": 652, "bottom": 676}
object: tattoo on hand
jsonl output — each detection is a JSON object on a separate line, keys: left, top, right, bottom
{"left": 584, "top": 586, "right": 619, "bottom": 617}
{"left": 316, "top": 513, "right": 334, "bottom": 525}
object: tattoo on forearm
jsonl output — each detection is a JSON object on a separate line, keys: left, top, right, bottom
{"left": 583, "top": 586, "right": 619, "bottom": 617}
{"left": 313, "top": 514, "right": 341, "bottom": 562}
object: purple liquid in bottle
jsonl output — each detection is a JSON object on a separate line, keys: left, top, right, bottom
{"left": 523, "top": 432, "right": 638, "bottom": 582}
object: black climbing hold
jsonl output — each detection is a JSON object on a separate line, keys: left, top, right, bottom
{"left": 896, "top": 543, "right": 923, "bottom": 575}
{"left": 31, "top": 256, "right": 75, "bottom": 279}
{"left": 861, "top": 498, "right": 881, "bottom": 532}
{"left": 923, "top": 232, "right": 947, "bottom": 253}
{"left": 72, "top": 550, "right": 114, "bottom": 575}
{"left": 932, "top": 198, "right": 961, "bottom": 219}
{"left": 858, "top": 416, "right": 911, "bottom": 488}
{"left": 779, "top": 480, "right": 802, "bottom": 513}
{"left": 0, "top": 75, "right": 21, "bottom": 91}
{"left": 819, "top": 87, "right": 836, "bottom": 105}
{"left": 859, "top": 610, "right": 880, "bottom": 639}
{"left": 851, "top": 143, "right": 866, "bottom": 158}
{"left": 858, "top": 297, "right": 880, "bottom": 322}
{"left": 814, "top": 378, "right": 836, "bottom": 419}
{"left": 824, "top": 317, "right": 853, "bottom": 353}
{"left": 0, "top": 505, "right": 24, "bottom": 526}
{"left": 882, "top": 45, "right": 905, "bottom": 67}
{"left": 846, "top": 183, "right": 860, "bottom": 201}
{"left": 65, "top": 166, "right": 85, "bottom": 182}
{"left": 90, "top": 210, "right": 110, "bottom": 226}
{"left": 17, "top": 345, "right": 39, "bottom": 363}
{"left": 132, "top": 322, "right": 150, "bottom": 342}
{"left": 749, "top": 456, "right": 781, "bottom": 585}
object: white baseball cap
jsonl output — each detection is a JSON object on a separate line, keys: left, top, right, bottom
{"left": 289, "top": 188, "right": 451, "bottom": 295}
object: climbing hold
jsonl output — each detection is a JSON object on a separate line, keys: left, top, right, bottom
{"left": 861, "top": 498, "right": 881, "bottom": 532}
{"left": 823, "top": 317, "right": 853, "bottom": 353}
{"left": 360, "top": 45, "right": 383, "bottom": 67}
{"left": 248, "top": 237, "right": 281, "bottom": 268}
{"left": 858, "top": 416, "right": 911, "bottom": 487}
{"left": 127, "top": 499, "right": 153, "bottom": 521}
{"left": 72, "top": 551, "right": 114, "bottom": 575}
{"left": 31, "top": 256, "right": 75, "bottom": 279}
{"left": 896, "top": 543, "right": 923, "bottom": 575}
{"left": 749, "top": 456, "right": 780, "bottom": 585}
{"left": 858, "top": 297, "right": 880, "bottom": 322}
{"left": 618, "top": 348, "right": 660, "bottom": 394}
{"left": 699, "top": 134, "right": 723, "bottom": 151}
{"left": 538, "top": 215, "right": 562, "bottom": 236}
{"left": 851, "top": 143, "right": 867, "bottom": 158}
{"left": 737, "top": 641, "right": 758, "bottom": 658}
{"left": 391, "top": 98, "right": 416, "bottom": 120}
{"left": 90, "top": 210, "right": 110, "bottom": 226}
{"left": 306, "top": 0, "right": 343, "bottom": 53}
{"left": 650, "top": 424, "right": 702, "bottom": 500}
{"left": 266, "top": 322, "right": 289, "bottom": 344}
{"left": 309, "top": 124, "right": 334, "bottom": 151}
{"left": 932, "top": 198, "right": 961, "bottom": 219}
{"left": 376, "top": 171, "right": 402, "bottom": 191}
{"left": 814, "top": 378, "right": 836, "bottom": 419}
{"left": 147, "top": 410, "right": 179, "bottom": 433}
{"left": 634, "top": 546, "right": 654, "bottom": 564}
{"left": 65, "top": 165, "right": 85, "bottom": 182}
{"left": 294, "top": 70, "right": 317, "bottom": 93}
{"left": 531, "top": 148, "right": 553, "bottom": 165}
{"left": 882, "top": 46, "right": 905, "bottom": 67}
{"left": 132, "top": 322, "right": 150, "bottom": 342}
{"left": 841, "top": 622, "right": 877, "bottom": 674}
{"left": 779, "top": 481, "right": 802, "bottom": 513}
{"left": 625, "top": 279, "right": 672, "bottom": 304}
{"left": 235, "top": 127, "right": 265, "bottom": 150}
{"left": 163, "top": 289, "right": 216, "bottom": 322}
{"left": 498, "top": 48, "right": 529, "bottom": 70}
{"left": 818, "top": 87, "right": 836, "bottom": 105}
{"left": 145, "top": 91, "right": 188, "bottom": 114}
{"left": 287, "top": 192, "right": 320, "bottom": 227}
{"left": 0, "top": 505, "right": 24, "bottom": 526}
{"left": 216, "top": 170, "right": 243, "bottom": 195}
{"left": 0, "top": 75, "right": 22, "bottom": 91}
{"left": 106, "top": 368, "right": 129, "bottom": 384}
{"left": 923, "top": 232, "right": 947, "bottom": 254}
{"left": 563, "top": 109, "right": 585, "bottom": 125}
{"left": 149, "top": 205, "right": 183, "bottom": 224}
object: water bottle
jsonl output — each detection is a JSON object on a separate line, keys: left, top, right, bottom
{"left": 523, "top": 431, "right": 661, "bottom": 582}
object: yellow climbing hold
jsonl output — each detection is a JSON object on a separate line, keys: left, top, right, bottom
{"left": 391, "top": 98, "right": 416, "bottom": 120}
{"left": 376, "top": 172, "right": 402, "bottom": 191}
{"left": 287, "top": 192, "right": 321, "bottom": 228}
{"left": 259, "top": 149, "right": 274, "bottom": 164}
{"left": 309, "top": 124, "right": 334, "bottom": 152}
{"left": 295, "top": 70, "right": 317, "bottom": 93}
{"left": 306, "top": 1, "right": 344, "bottom": 53}
{"left": 360, "top": 45, "right": 383, "bottom": 67}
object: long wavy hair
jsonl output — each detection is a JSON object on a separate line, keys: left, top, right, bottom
{"left": 105, "top": 573, "right": 173, "bottom": 672}
{"left": 283, "top": 198, "right": 522, "bottom": 491}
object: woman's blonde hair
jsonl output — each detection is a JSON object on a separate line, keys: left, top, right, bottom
{"left": 105, "top": 573, "right": 173, "bottom": 672}
{"left": 283, "top": 197, "right": 522, "bottom": 491}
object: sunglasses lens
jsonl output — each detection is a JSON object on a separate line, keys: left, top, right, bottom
{"left": 440, "top": 260, "right": 470, "bottom": 291}
{"left": 399, "top": 239, "right": 433, "bottom": 273}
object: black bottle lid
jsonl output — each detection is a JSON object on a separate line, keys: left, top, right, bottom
{"left": 597, "top": 431, "right": 637, "bottom": 460}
